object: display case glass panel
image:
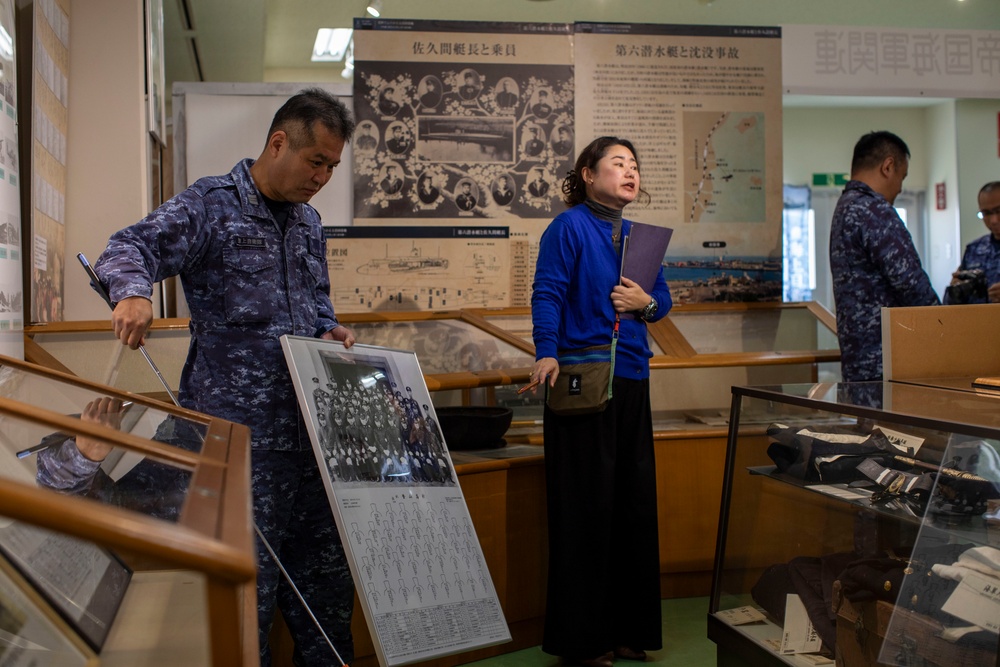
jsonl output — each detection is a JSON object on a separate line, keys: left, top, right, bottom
{"left": 710, "top": 382, "right": 1000, "bottom": 667}
{"left": 28, "top": 325, "right": 190, "bottom": 396}
{"left": 668, "top": 307, "right": 832, "bottom": 355}
{"left": 348, "top": 319, "right": 534, "bottom": 374}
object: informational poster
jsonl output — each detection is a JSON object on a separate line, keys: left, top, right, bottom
{"left": 574, "top": 23, "right": 784, "bottom": 303}
{"left": 324, "top": 226, "right": 510, "bottom": 313}
{"left": 352, "top": 19, "right": 572, "bottom": 307}
{"left": 281, "top": 337, "right": 511, "bottom": 667}
{"left": 27, "top": 0, "right": 68, "bottom": 324}
{"left": 0, "top": 0, "right": 21, "bottom": 358}
{"left": 353, "top": 20, "right": 783, "bottom": 305}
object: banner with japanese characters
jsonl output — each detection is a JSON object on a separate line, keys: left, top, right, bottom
{"left": 574, "top": 23, "right": 784, "bottom": 303}
{"left": 783, "top": 25, "right": 1000, "bottom": 99}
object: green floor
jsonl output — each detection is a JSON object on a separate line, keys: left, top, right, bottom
{"left": 464, "top": 597, "right": 716, "bottom": 667}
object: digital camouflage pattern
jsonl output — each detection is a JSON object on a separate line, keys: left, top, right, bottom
{"left": 95, "top": 158, "right": 353, "bottom": 666}
{"left": 96, "top": 158, "right": 338, "bottom": 451}
{"left": 830, "top": 180, "right": 940, "bottom": 382}
{"left": 944, "top": 233, "right": 1000, "bottom": 304}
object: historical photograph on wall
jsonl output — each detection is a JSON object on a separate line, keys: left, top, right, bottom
{"left": 324, "top": 225, "right": 510, "bottom": 313}
{"left": 0, "top": 0, "right": 21, "bottom": 358}
{"left": 352, "top": 18, "right": 573, "bottom": 223}
{"left": 27, "top": 0, "right": 69, "bottom": 325}
{"left": 281, "top": 336, "right": 511, "bottom": 667}
{"left": 574, "top": 23, "right": 784, "bottom": 303}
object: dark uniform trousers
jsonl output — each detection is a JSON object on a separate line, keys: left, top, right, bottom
{"left": 254, "top": 450, "right": 354, "bottom": 666}
{"left": 541, "top": 377, "right": 663, "bottom": 658}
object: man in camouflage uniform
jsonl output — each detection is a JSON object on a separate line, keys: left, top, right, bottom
{"left": 95, "top": 88, "right": 357, "bottom": 666}
{"left": 944, "top": 181, "right": 1000, "bottom": 304}
{"left": 830, "top": 130, "right": 940, "bottom": 382}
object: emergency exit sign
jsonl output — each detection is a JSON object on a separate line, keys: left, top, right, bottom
{"left": 812, "top": 173, "right": 849, "bottom": 187}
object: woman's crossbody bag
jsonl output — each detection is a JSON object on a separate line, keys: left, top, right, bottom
{"left": 545, "top": 314, "right": 619, "bottom": 416}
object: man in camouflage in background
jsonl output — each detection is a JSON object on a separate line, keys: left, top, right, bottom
{"left": 830, "top": 130, "right": 940, "bottom": 382}
{"left": 944, "top": 181, "right": 1000, "bottom": 304}
{"left": 95, "top": 88, "right": 357, "bottom": 666}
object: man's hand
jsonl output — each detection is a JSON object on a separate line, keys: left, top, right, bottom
{"left": 988, "top": 282, "right": 1000, "bottom": 303}
{"left": 76, "top": 397, "right": 128, "bottom": 462}
{"left": 112, "top": 297, "right": 153, "bottom": 350}
{"left": 611, "top": 276, "right": 652, "bottom": 314}
{"left": 322, "top": 324, "right": 356, "bottom": 349}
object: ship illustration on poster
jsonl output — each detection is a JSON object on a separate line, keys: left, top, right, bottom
{"left": 331, "top": 284, "right": 508, "bottom": 312}
{"left": 358, "top": 244, "right": 450, "bottom": 275}
{"left": 663, "top": 254, "right": 782, "bottom": 304}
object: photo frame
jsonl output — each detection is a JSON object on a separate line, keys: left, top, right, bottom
{"left": 0, "top": 554, "right": 97, "bottom": 665}
{"left": 0, "top": 520, "right": 132, "bottom": 652}
{"left": 281, "top": 336, "right": 511, "bottom": 667}
{"left": 145, "top": 0, "right": 166, "bottom": 146}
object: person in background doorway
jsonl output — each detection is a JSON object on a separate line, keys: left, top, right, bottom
{"left": 830, "top": 130, "right": 940, "bottom": 382}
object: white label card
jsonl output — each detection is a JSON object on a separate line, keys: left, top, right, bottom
{"left": 941, "top": 572, "right": 1000, "bottom": 633}
{"left": 716, "top": 606, "right": 766, "bottom": 625}
{"left": 876, "top": 426, "right": 924, "bottom": 455}
{"left": 779, "top": 594, "right": 823, "bottom": 655}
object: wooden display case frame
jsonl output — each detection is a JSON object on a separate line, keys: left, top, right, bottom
{"left": 0, "top": 355, "right": 256, "bottom": 667}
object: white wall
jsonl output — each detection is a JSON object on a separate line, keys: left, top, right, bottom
{"left": 63, "top": 0, "right": 148, "bottom": 321}
{"left": 782, "top": 106, "right": 930, "bottom": 188}
{"left": 925, "top": 101, "right": 960, "bottom": 294}
{"left": 956, "top": 99, "right": 1000, "bottom": 247}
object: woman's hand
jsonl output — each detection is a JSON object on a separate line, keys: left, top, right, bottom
{"left": 611, "top": 276, "right": 652, "bottom": 313}
{"left": 529, "top": 357, "right": 560, "bottom": 391}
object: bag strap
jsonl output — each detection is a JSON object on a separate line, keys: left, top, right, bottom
{"left": 608, "top": 312, "right": 619, "bottom": 402}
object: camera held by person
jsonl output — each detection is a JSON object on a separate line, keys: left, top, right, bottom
{"left": 945, "top": 268, "right": 988, "bottom": 304}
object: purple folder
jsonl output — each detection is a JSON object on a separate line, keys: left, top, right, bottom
{"left": 620, "top": 221, "right": 673, "bottom": 292}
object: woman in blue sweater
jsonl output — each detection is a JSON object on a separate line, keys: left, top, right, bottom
{"left": 530, "top": 137, "right": 671, "bottom": 667}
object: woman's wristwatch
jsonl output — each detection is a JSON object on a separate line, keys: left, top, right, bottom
{"left": 640, "top": 297, "right": 658, "bottom": 321}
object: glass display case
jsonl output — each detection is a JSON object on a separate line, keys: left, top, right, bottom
{"left": 22, "top": 303, "right": 840, "bottom": 666}
{"left": 25, "top": 302, "right": 839, "bottom": 429}
{"left": 710, "top": 382, "right": 1000, "bottom": 667}
{"left": 0, "top": 354, "right": 256, "bottom": 667}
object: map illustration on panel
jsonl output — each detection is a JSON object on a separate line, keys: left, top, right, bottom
{"left": 683, "top": 111, "right": 766, "bottom": 224}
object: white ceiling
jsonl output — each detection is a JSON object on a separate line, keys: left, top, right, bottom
{"left": 162, "top": 0, "right": 967, "bottom": 109}
{"left": 164, "top": 0, "right": 366, "bottom": 87}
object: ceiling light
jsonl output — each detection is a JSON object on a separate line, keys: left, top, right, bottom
{"left": 312, "top": 28, "right": 353, "bottom": 62}
{"left": 0, "top": 26, "right": 12, "bottom": 61}
{"left": 366, "top": 0, "right": 383, "bottom": 18}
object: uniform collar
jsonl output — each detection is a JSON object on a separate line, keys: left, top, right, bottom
{"left": 233, "top": 158, "right": 302, "bottom": 224}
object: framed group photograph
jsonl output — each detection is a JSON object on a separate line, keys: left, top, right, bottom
{"left": 281, "top": 336, "right": 510, "bottom": 667}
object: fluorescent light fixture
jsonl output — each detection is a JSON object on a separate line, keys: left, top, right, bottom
{"left": 366, "top": 0, "right": 383, "bottom": 18}
{"left": 312, "top": 28, "right": 353, "bottom": 62}
{"left": 0, "top": 26, "right": 13, "bottom": 61}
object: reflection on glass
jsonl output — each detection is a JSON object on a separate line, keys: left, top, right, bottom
{"left": 350, "top": 320, "right": 532, "bottom": 373}
{"left": 479, "top": 314, "right": 533, "bottom": 342}
{"left": 0, "top": 363, "right": 207, "bottom": 523}
{"left": 668, "top": 308, "right": 821, "bottom": 354}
